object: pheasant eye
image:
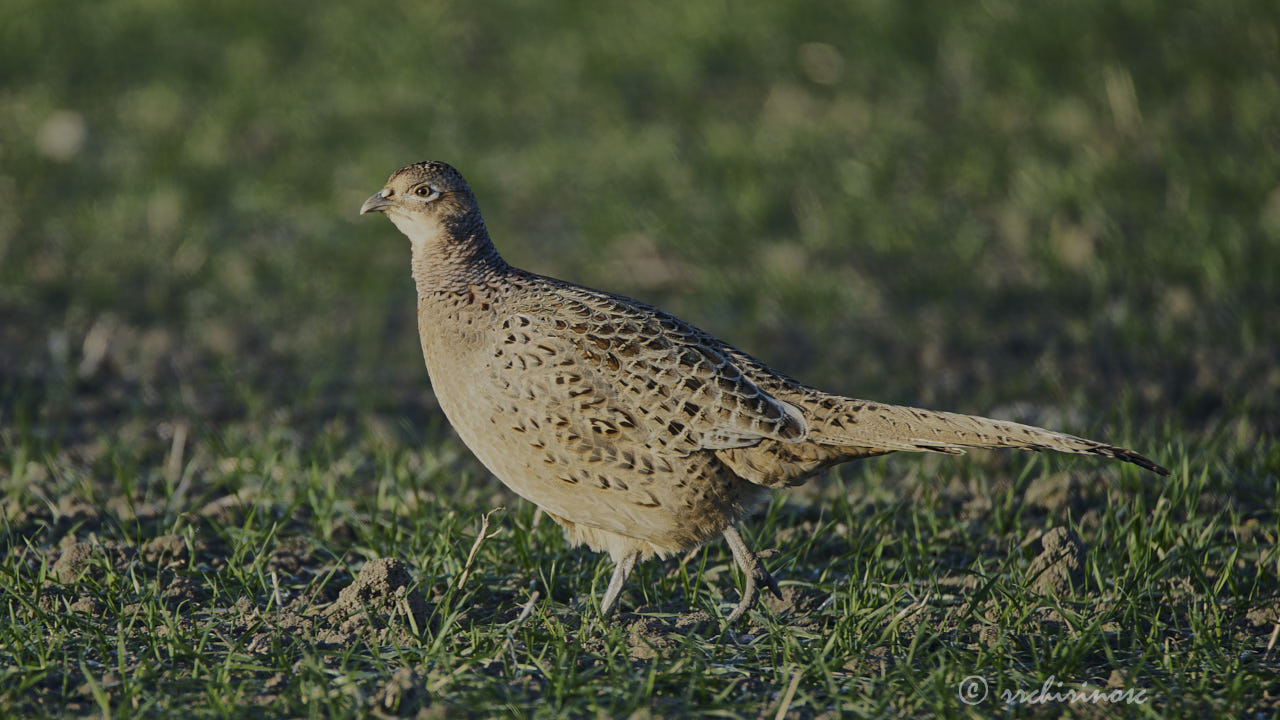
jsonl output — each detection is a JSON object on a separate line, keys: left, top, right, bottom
{"left": 415, "top": 186, "right": 432, "bottom": 197}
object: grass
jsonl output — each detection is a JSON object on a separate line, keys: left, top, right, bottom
{"left": 2, "top": 0, "right": 1278, "bottom": 717}
{"left": 2, "top": 436, "right": 1273, "bottom": 717}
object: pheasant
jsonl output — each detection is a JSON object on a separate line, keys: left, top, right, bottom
{"left": 360, "top": 160, "right": 1167, "bottom": 622}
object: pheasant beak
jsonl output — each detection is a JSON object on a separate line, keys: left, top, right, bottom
{"left": 360, "top": 188, "right": 394, "bottom": 215}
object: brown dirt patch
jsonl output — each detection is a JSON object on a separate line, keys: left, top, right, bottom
{"left": 1027, "top": 526, "right": 1088, "bottom": 596}
{"left": 319, "top": 557, "right": 430, "bottom": 644}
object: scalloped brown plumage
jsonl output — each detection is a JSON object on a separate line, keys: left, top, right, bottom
{"left": 361, "top": 160, "right": 1168, "bottom": 624}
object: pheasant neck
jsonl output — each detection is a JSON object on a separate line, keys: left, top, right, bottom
{"left": 405, "top": 214, "right": 511, "bottom": 296}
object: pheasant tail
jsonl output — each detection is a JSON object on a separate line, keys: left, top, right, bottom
{"left": 807, "top": 399, "right": 1169, "bottom": 476}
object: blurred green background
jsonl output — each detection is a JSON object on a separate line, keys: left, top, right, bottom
{"left": 2, "top": 0, "right": 1278, "bottom": 451}
{"left": 2, "top": 2, "right": 1279, "bottom": 716}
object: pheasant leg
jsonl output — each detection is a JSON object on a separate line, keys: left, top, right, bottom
{"left": 723, "top": 525, "right": 782, "bottom": 624}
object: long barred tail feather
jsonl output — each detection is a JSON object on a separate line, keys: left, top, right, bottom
{"left": 805, "top": 400, "right": 1169, "bottom": 476}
